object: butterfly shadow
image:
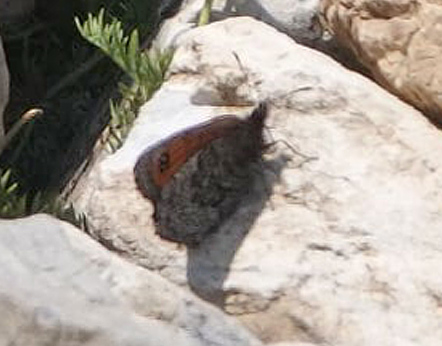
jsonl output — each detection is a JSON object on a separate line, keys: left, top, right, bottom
{"left": 185, "top": 151, "right": 292, "bottom": 307}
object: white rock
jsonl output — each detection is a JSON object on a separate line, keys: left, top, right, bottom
{"left": 0, "top": 214, "right": 261, "bottom": 346}
{"left": 74, "top": 17, "right": 442, "bottom": 346}
{"left": 267, "top": 343, "right": 323, "bottom": 346}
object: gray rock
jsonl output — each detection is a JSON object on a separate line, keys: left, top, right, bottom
{"left": 0, "top": 214, "right": 261, "bottom": 346}
{"left": 153, "top": 0, "right": 324, "bottom": 50}
{"left": 73, "top": 16, "right": 442, "bottom": 346}
{"left": 223, "top": 0, "right": 322, "bottom": 45}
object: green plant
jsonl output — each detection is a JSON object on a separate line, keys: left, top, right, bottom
{"left": 31, "top": 193, "right": 88, "bottom": 230}
{"left": 75, "top": 8, "right": 173, "bottom": 151}
{"left": 0, "top": 170, "right": 27, "bottom": 218}
{"left": 0, "top": 169, "right": 87, "bottom": 228}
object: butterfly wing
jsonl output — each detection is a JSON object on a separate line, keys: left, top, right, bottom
{"left": 135, "top": 116, "right": 242, "bottom": 201}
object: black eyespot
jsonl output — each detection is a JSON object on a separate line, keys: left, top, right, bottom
{"left": 159, "top": 152, "right": 169, "bottom": 172}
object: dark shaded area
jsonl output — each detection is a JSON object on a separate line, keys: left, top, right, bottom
{"left": 186, "top": 151, "right": 291, "bottom": 307}
{"left": 0, "top": 0, "right": 183, "bottom": 197}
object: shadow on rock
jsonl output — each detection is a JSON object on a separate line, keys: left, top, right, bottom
{"left": 186, "top": 152, "right": 290, "bottom": 307}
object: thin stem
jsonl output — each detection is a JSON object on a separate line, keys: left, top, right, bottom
{"left": 0, "top": 108, "right": 43, "bottom": 156}
{"left": 198, "top": 0, "right": 213, "bottom": 26}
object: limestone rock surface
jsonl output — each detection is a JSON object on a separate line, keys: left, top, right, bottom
{"left": 321, "top": 0, "right": 442, "bottom": 122}
{"left": 73, "top": 17, "right": 442, "bottom": 346}
{"left": 0, "top": 214, "right": 261, "bottom": 346}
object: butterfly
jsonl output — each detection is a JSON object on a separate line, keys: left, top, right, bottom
{"left": 134, "top": 102, "right": 268, "bottom": 245}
